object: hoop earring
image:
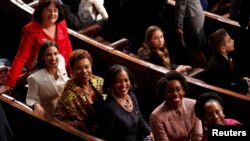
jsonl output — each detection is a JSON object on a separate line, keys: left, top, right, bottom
{"left": 129, "top": 85, "right": 132, "bottom": 90}
{"left": 108, "top": 88, "right": 112, "bottom": 93}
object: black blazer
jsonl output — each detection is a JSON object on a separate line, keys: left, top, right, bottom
{"left": 0, "top": 103, "right": 15, "bottom": 141}
{"left": 200, "top": 52, "right": 248, "bottom": 93}
{"left": 96, "top": 92, "right": 151, "bottom": 141}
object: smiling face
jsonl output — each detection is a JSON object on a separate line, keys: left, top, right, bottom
{"left": 150, "top": 29, "right": 165, "bottom": 49}
{"left": 203, "top": 100, "right": 225, "bottom": 126}
{"left": 112, "top": 70, "right": 131, "bottom": 97}
{"left": 164, "top": 80, "right": 184, "bottom": 109}
{"left": 42, "top": 46, "right": 59, "bottom": 69}
{"left": 73, "top": 58, "right": 92, "bottom": 83}
{"left": 41, "top": 2, "right": 58, "bottom": 25}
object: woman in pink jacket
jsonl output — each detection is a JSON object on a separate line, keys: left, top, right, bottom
{"left": 0, "top": 0, "right": 72, "bottom": 94}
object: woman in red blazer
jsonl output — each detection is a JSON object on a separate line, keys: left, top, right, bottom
{"left": 0, "top": 0, "right": 72, "bottom": 94}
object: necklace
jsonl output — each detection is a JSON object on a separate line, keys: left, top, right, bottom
{"left": 82, "top": 84, "right": 93, "bottom": 96}
{"left": 112, "top": 94, "right": 133, "bottom": 112}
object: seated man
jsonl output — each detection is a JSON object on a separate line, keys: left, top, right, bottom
{"left": 198, "top": 28, "right": 250, "bottom": 94}
{"left": 61, "top": 0, "right": 108, "bottom": 31}
{"left": 0, "top": 58, "right": 10, "bottom": 67}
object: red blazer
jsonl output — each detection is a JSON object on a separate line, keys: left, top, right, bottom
{"left": 5, "top": 19, "right": 72, "bottom": 87}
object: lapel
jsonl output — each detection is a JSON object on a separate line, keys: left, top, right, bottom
{"left": 41, "top": 69, "right": 59, "bottom": 96}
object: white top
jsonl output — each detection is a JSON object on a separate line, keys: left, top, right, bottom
{"left": 79, "top": 0, "right": 108, "bottom": 21}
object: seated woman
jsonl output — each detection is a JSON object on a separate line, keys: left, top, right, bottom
{"left": 138, "top": 25, "right": 191, "bottom": 73}
{"left": 194, "top": 92, "right": 242, "bottom": 141}
{"left": 26, "top": 41, "right": 69, "bottom": 119}
{"left": 96, "top": 64, "right": 153, "bottom": 141}
{"left": 54, "top": 49, "right": 106, "bottom": 134}
{"left": 150, "top": 70, "right": 202, "bottom": 141}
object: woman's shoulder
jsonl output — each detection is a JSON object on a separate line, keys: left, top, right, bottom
{"left": 28, "top": 68, "right": 46, "bottom": 79}
{"left": 183, "top": 98, "right": 197, "bottom": 107}
{"left": 23, "top": 20, "right": 42, "bottom": 32}
{"left": 224, "top": 119, "right": 242, "bottom": 125}
{"left": 91, "top": 75, "right": 104, "bottom": 84}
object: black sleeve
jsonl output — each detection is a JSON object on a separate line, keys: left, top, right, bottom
{"left": 130, "top": 93, "right": 151, "bottom": 138}
{"left": 62, "top": 4, "right": 83, "bottom": 30}
{"left": 238, "top": 0, "right": 250, "bottom": 29}
{"left": 0, "top": 103, "right": 15, "bottom": 141}
{"left": 95, "top": 101, "right": 115, "bottom": 140}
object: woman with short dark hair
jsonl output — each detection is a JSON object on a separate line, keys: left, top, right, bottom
{"left": 194, "top": 92, "right": 241, "bottom": 141}
{"left": 150, "top": 71, "right": 202, "bottom": 141}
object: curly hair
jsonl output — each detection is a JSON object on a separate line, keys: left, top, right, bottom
{"left": 156, "top": 70, "right": 188, "bottom": 98}
{"left": 194, "top": 92, "right": 223, "bottom": 120}
{"left": 69, "top": 49, "right": 93, "bottom": 69}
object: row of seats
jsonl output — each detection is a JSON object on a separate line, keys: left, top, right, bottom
{"left": 68, "top": 28, "right": 250, "bottom": 125}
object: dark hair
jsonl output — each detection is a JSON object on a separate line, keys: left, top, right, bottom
{"left": 194, "top": 92, "right": 223, "bottom": 120}
{"left": 69, "top": 49, "right": 93, "bottom": 69}
{"left": 209, "top": 28, "right": 228, "bottom": 51}
{"left": 31, "top": 40, "right": 59, "bottom": 71}
{"left": 33, "top": 0, "right": 64, "bottom": 23}
{"left": 102, "top": 64, "right": 135, "bottom": 94}
{"left": 156, "top": 70, "right": 188, "bottom": 98}
{"left": 61, "top": 0, "right": 81, "bottom": 6}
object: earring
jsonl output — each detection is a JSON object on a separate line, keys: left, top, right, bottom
{"left": 108, "top": 88, "right": 112, "bottom": 93}
{"left": 129, "top": 85, "right": 132, "bottom": 90}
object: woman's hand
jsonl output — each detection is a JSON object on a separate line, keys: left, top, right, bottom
{"left": 176, "top": 28, "right": 183, "bottom": 35}
{"left": 33, "top": 103, "right": 45, "bottom": 117}
{"left": 175, "top": 65, "right": 192, "bottom": 73}
{"left": 0, "top": 85, "right": 12, "bottom": 94}
{"left": 144, "top": 132, "right": 154, "bottom": 141}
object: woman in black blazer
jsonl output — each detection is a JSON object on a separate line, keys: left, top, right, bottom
{"left": 96, "top": 64, "right": 153, "bottom": 141}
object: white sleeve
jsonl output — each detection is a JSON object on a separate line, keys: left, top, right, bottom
{"left": 26, "top": 76, "right": 40, "bottom": 107}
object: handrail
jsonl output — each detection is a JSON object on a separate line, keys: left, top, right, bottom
{"left": 8, "top": 0, "right": 250, "bottom": 126}
{"left": 0, "top": 93, "right": 104, "bottom": 141}
{"left": 68, "top": 28, "right": 250, "bottom": 102}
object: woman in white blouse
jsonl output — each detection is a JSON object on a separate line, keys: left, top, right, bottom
{"left": 26, "top": 40, "right": 69, "bottom": 119}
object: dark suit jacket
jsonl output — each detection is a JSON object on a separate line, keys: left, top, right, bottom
{"left": 200, "top": 52, "right": 248, "bottom": 93}
{"left": 0, "top": 103, "right": 15, "bottom": 141}
{"left": 96, "top": 92, "right": 151, "bottom": 141}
